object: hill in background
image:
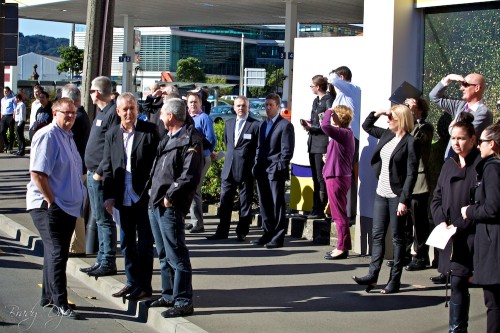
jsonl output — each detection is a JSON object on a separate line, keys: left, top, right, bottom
{"left": 18, "top": 33, "right": 69, "bottom": 57}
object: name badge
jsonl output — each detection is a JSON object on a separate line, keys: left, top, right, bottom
{"left": 96, "top": 119, "right": 102, "bottom": 126}
{"left": 243, "top": 133, "right": 251, "bottom": 140}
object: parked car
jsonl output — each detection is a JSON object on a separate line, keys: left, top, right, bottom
{"left": 209, "top": 105, "right": 261, "bottom": 123}
{"left": 209, "top": 99, "right": 232, "bottom": 108}
{"left": 249, "top": 100, "right": 266, "bottom": 119}
{"left": 220, "top": 95, "right": 239, "bottom": 101}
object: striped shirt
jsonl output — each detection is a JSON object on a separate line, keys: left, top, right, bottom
{"left": 376, "top": 136, "right": 401, "bottom": 198}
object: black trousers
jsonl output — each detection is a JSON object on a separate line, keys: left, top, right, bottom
{"left": 15, "top": 121, "right": 26, "bottom": 153}
{"left": 1, "top": 114, "right": 15, "bottom": 150}
{"left": 216, "top": 176, "right": 254, "bottom": 237}
{"left": 30, "top": 203, "right": 76, "bottom": 307}
{"left": 256, "top": 176, "right": 287, "bottom": 245}
{"left": 404, "top": 192, "right": 430, "bottom": 260}
{"left": 119, "top": 204, "right": 154, "bottom": 292}
{"left": 309, "top": 153, "right": 326, "bottom": 212}
{"left": 483, "top": 285, "right": 500, "bottom": 333}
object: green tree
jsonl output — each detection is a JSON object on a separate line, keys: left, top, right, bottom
{"left": 206, "top": 76, "right": 233, "bottom": 95}
{"left": 57, "top": 45, "right": 84, "bottom": 77}
{"left": 248, "top": 65, "right": 284, "bottom": 97}
{"left": 175, "top": 57, "right": 206, "bottom": 82}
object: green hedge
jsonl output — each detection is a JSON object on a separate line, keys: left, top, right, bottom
{"left": 201, "top": 121, "right": 225, "bottom": 203}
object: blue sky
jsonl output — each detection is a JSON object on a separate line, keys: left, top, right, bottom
{"left": 19, "top": 19, "right": 73, "bottom": 38}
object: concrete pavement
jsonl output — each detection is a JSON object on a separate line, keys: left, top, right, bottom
{"left": 0, "top": 151, "right": 488, "bottom": 332}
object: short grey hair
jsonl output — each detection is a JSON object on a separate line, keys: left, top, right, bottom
{"left": 91, "top": 76, "right": 113, "bottom": 96}
{"left": 165, "top": 85, "right": 179, "bottom": 95}
{"left": 234, "top": 95, "right": 249, "bottom": 104}
{"left": 61, "top": 84, "right": 81, "bottom": 103}
{"left": 116, "top": 92, "right": 136, "bottom": 109}
{"left": 162, "top": 98, "right": 186, "bottom": 122}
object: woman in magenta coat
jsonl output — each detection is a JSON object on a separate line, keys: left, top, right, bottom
{"left": 321, "top": 105, "right": 355, "bottom": 260}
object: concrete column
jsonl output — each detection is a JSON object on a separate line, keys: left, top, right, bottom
{"left": 82, "top": 0, "right": 115, "bottom": 120}
{"left": 121, "top": 15, "right": 134, "bottom": 93}
{"left": 353, "top": 0, "right": 423, "bottom": 255}
{"left": 283, "top": 0, "right": 297, "bottom": 108}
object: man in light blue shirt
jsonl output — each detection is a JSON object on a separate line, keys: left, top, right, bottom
{"left": 1, "top": 86, "right": 17, "bottom": 152}
{"left": 26, "top": 98, "right": 86, "bottom": 320}
{"left": 185, "top": 91, "right": 217, "bottom": 233}
{"left": 329, "top": 66, "right": 362, "bottom": 224}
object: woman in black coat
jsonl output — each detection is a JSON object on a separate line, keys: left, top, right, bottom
{"left": 352, "top": 105, "right": 419, "bottom": 294}
{"left": 430, "top": 115, "right": 480, "bottom": 333}
{"left": 461, "top": 124, "right": 500, "bottom": 333}
{"left": 301, "top": 75, "right": 335, "bottom": 219}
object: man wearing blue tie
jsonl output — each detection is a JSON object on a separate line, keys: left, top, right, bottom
{"left": 206, "top": 96, "right": 260, "bottom": 242}
{"left": 429, "top": 72, "right": 492, "bottom": 159}
{"left": 252, "top": 93, "right": 295, "bottom": 249}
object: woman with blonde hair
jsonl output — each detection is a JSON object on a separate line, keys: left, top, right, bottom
{"left": 321, "top": 105, "right": 355, "bottom": 260}
{"left": 352, "top": 104, "right": 419, "bottom": 293}
{"left": 461, "top": 123, "right": 500, "bottom": 333}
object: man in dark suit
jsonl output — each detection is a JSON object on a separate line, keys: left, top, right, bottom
{"left": 102, "top": 92, "right": 160, "bottom": 300}
{"left": 62, "top": 84, "right": 91, "bottom": 257}
{"left": 252, "top": 93, "right": 295, "bottom": 249}
{"left": 206, "top": 96, "right": 260, "bottom": 241}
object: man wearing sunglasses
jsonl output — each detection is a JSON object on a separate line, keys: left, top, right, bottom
{"left": 429, "top": 73, "right": 492, "bottom": 159}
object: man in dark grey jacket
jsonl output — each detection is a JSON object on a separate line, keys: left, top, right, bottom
{"left": 147, "top": 98, "right": 203, "bottom": 318}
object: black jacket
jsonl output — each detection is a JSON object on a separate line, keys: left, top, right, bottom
{"left": 72, "top": 105, "right": 91, "bottom": 174}
{"left": 467, "top": 155, "right": 500, "bottom": 285}
{"left": 362, "top": 111, "right": 420, "bottom": 205}
{"left": 84, "top": 100, "right": 120, "bottom": 175}
{"left": 148, "top": 123, "right": 204, "bottom": 214}
{"left": 307, "top": 93, "right": 334, "bottom": 154}
{"left": 102, "top": 120, "right": 160, "bottom": 208}
{"left": 221, "top": 116, "right": 260, "bottom": 183}
{"left": 431, "top": 149, "right": 480, "bottom": 276}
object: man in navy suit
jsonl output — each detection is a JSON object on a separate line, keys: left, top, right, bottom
{"left": 252, "top": 93, "right": 295, "bottom": 249}
{"left": 206, "top": 96, "right": 260, "bottom": 242}
{"left": 101, "top": 92, "right": 160, "bottom": 300}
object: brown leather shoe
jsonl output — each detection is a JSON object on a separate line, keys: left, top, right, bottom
{"left": 112, "top": 285, "right": 135, "bottom": 298}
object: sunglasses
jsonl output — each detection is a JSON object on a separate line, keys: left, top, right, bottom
{"left": 478, "top": 138, "right": 492, "bottom": 145}
{"left": 461, "top": 81, "right": 478, "bottom": 88}
{"left": 387, "top": 113, "right": 394, "bottom": 121}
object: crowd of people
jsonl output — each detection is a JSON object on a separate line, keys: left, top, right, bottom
{"left": 0, "top": 67, "right": 498, "bottom": 331}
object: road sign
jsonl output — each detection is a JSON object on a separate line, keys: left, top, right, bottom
{"left": 244, "top": 68, "right": 266, "bottom": 87}
{"left": 118, "top": 56, "right": 131, "bottom": 63}
{"left": 288, "top": 52, "right": 294, "bottom": 59}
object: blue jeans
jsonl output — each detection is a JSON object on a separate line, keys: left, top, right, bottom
{"left": 87, "top": 171, "right": 116, "bottom": 267}
{"left": 149, "top": 206, "right": 192, "bottom": 306}
{"left": 368, "top": 194, "right": 406, "bottom": 281}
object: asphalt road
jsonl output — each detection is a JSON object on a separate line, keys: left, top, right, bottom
{"left": 0, "top": 229, "right": 158, "bottom": 333}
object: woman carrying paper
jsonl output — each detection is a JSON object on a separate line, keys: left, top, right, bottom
{"left": 430, "top": 112, "right": 481, "bottom": 333}
{"left": 461, "top": 124, "right": 500, "bottom": 333}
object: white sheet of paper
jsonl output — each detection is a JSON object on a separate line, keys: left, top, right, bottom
{"left": 112, "top": 207, "right": 121, "bottom": 227}
{"left": 426, "top": 223, "right": 457, "bottom": 250}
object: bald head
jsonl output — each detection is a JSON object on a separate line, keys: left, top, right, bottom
{"left": 461, "top": 73, "right": 485, "bottom": 103}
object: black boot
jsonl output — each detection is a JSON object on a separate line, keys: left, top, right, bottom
{"left": 381, "top": 266, "right": 402, "bottom": 294}
{"left": 449, "top": 296, "right": 469, "bottom": 332}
